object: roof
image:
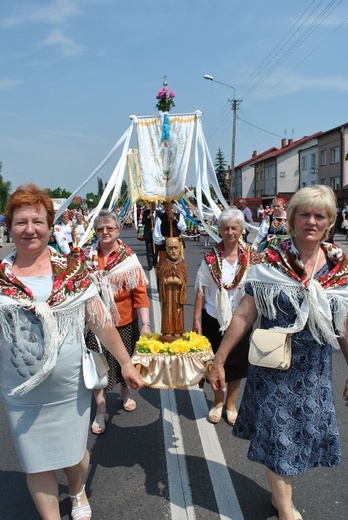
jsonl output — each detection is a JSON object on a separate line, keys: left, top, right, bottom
{"left": 236, "top": 147, "right": 277, "bottom": 169}
{"left": 249, "top": 132, "right": 322, "bottom": 166}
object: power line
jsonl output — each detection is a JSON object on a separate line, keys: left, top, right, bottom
{"left": 237, "top": 115, "right": 286, "bottom": 139}
{"left": 238, "top": 0, "right": 342, "bottom": 100}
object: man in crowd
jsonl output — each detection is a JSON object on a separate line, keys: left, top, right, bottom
{"left": 153, "top": 201, "right": 186, "bottom": 265}
{"left": 238, "top": 199, "right": 253, "bottom": 242}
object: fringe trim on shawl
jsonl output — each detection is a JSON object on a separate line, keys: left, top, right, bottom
{"left": 328, "top": 293, "right": 348, "bottom": 340}
{"left": 85, "top": 294, "right": 111, "bottom": 329}
{"left": 215, "top": 287, "right": 232, "bottom": 332}
{"left": 92, "top": 262, "right": 147, "bottom": 326}
{"left": 249, "top": 280, "right": 340, "bottom": 349}
{"left": 3, "top": 303, "right": 86, "bottom": 395}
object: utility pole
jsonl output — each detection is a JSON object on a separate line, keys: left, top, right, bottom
{"left": 229, "top": 98, "right": 242, "bottom": 206}
{"left": 203, "top": 74, "right": 242, "bottom": 206}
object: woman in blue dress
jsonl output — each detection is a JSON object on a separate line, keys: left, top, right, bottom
{"left": 210, "top": 185, "right": 348, "bottom": 520}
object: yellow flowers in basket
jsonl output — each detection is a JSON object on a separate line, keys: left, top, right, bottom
{"left": 135, "top": 331, "right": 211, "bottom": 355}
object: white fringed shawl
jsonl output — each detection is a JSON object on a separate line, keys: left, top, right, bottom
{"left": 83, "top": 240, "right": 148, "bottom": 325}
{"left": 195, "top": 240, "right": 250, "bottom": 332}
{"left": 0, "top": 248, "right": 101, "bottom": 395}
{"left": 248, "top": 240, "right": 348, "bottom": 348}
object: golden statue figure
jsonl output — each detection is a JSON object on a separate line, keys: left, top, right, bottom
{"left": 157, "top": 237, "right": 187, "bottom": 338}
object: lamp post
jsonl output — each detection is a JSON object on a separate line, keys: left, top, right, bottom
{"left": 203, "top": 74, "right": 242, "bottom": 206}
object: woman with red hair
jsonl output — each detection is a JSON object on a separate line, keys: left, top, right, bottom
{"left": 1, "top": 184, "right": 142, "bottom": 520}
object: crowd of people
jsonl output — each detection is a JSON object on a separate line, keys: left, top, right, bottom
{"left": 1, "top": 183, "right": 348, "bottom": 520}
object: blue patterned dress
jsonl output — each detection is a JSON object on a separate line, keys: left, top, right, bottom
{"left": 233, "top": 262, "right": 342, "bottom": 476}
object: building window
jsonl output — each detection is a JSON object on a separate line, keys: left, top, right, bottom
{"left": 301, "top": 156, "right": 307, "bottom": 170}
{"left": 321, "top": 150, "right": 327, "bottom": 166}
{"left": 310, "top": 153, "right": 316, "bottom": 168}
{"left": 331, "top": 147, "right": 339, "bottom": 164}
{"left": 331, "top": 177, "right": 340, "bottom": 190}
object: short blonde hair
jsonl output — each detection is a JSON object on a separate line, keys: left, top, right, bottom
{"left": 286, "top": 185, "right": 336, "bottom": 241}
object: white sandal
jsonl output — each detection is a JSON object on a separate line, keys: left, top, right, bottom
{"left": 271, "top": 497, "right": 303, "bottom": 520}
{"left": 70, "top": 485, "right": 92, "bottom": 520}
{"left": 226, "top": 409, "right": 238, "bottom": 426}
{"left": 208, "top": 405, "right": 223, "bottom": 424}
{"left": 91, "top": 413, "right": 106, "bottom": 435}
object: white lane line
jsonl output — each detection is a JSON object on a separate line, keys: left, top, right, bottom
{"left": 149, "top": 269, "right": 195, "bottom": 520}
{"left": 189, "top": 388, "right": 244, "bottom": 520}
{"left": 149, "top": 269, "right": 244, "bottom": 520}
{"left": 161, "top": 390, "right": 196, "bottom": 520}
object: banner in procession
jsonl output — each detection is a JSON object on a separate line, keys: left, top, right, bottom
{"left": 134, "top": 113, "right": 196, "bottom": 202}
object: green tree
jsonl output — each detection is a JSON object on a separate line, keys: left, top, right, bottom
{"left": 117, "top": 180, "right": 129, "bottom": 206}
{"left": 214, "top": 148, "right": 229, "bottom": 201}
{"left": 46, "top": 187, "right": 72, "bottom": 199}
{"left": 0, "top": 162, "right": 12, "bottom": 212}
{"left": 85, "top": 192, "right": 98, "bottom": 208}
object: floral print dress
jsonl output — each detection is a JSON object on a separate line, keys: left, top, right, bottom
{"left": 233, "top": 253, "right": 343, "bottom": 475}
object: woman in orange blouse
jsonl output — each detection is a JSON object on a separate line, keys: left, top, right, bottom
{"left": 83, "top": 210, "right": 151, "bottom": 434}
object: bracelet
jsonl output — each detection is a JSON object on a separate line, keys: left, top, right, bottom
{"left": 141, "top": 321, "right": 151, "bottom": 327}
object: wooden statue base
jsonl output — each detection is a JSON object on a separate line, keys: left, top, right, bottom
{"left": 159, "top": 334, "right": 185, "bottom": 343}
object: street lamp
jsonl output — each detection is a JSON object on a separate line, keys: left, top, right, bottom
{"left": 203, "top": 74, "right": 242, "bottom": 206}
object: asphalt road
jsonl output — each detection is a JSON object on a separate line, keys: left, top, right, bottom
{"left": 0, "top": 228, "right": 347, "bottom": 520}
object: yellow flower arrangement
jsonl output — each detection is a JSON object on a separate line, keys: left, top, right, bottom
{"left": 135, "top": 331, "right": 210, "bottom": 355}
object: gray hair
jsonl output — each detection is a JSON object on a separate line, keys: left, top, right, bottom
{"left": 93, "top": 209, "right": 120, "bottom": 232}
{"left": 217, "top": 208, "right": 245, "bottom": 231}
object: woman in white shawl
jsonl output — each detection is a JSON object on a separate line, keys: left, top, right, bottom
{"left": 210, "top": 185, "right": 348, "bottom": 520}
{"left": 193, "top": 208, "right": 253, "bottom": 425}
{"left": 0, "top": 184, "right": 143, "bottom": 520}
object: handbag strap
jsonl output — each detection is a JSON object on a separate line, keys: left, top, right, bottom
{"left": 84, "top": 332, "right": 104, "bottom": 355}
{"left": 94, "top": 335, "right": 103, "bottom": 354}
{"left": 308, "top": 247, "right": 321, "bottom": 282}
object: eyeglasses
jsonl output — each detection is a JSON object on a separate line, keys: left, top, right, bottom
{"left": 96, "top": 226, "right": 118, "bottom": 233}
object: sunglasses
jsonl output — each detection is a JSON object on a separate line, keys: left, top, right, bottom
{"left": 96, "top": 226, "right": 118, "bottom": 233}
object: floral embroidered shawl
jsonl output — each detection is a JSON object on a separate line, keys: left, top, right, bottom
{"left": 195, "top": 240, "right": 253, "bottom": 331}
{"left": 0, "top": 247, "right": 99, "bottom": 395}
{"left": 82, "top": 239, "right": 148, "bottom": 325}
{"left": 248, "top": 237, "right": 348, "bottom": 347}
{"left": 203, "top": 240, "right": 251, "bottom": 290}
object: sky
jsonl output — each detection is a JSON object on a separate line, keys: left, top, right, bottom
{"left": 1, "top": 0, "right": 348, "bottom": 198}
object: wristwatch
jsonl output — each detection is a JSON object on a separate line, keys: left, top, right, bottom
{"left": 141, "top": 322, "right": 151, "bottom": 327}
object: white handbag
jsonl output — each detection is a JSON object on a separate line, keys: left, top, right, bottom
{"left": 82, "top": 337, "right": 109, "bottom": 390}
{"left": 248, "top": 329, "right": 291, "bottom": 370}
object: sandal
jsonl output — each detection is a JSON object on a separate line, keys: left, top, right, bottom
{"left": 70, "top": 485, "right": 92, "bottom": 520}
{"left": 208, "top": 405, "right": 223, "bottom": 424}
{"left": 91, "top": 414, "right": 106, "bottom": 435}
{"left": 271, "top": 497, "right": 303, "bottom": 520}
{"left": 226, "top": 409, "right": 238, "bottom": 426}
{"left": 123, "top": 397, "right": 137, "bottom": 412}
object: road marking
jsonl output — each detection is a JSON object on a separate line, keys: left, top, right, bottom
{"left": 161, "top": 390, "right": 196, "bottom": 520}
{"left": 189, "top": 389, "right": 244, "bottom": 520}
{"left": 148, "top": 269, "right": 244, "bottom": 520}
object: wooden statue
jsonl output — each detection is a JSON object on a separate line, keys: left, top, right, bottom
{"left": 157, "top": 237, "right": 187, "bottom": 338}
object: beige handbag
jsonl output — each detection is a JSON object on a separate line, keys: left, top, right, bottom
{"left": 249, "top": 329, "right": 291, "bottom": 370}
{"left": 249, "top": 247, "right": 321, "bottom": 371}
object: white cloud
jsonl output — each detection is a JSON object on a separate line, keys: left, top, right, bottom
{"left": 0, "top": 78, "right": 22, "bottom": 90}
{"left": 38, "top": 29, "right": 85, "bottom": 57}
{"left": 1, "top": 0, "right": 80, "bottom": 28}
